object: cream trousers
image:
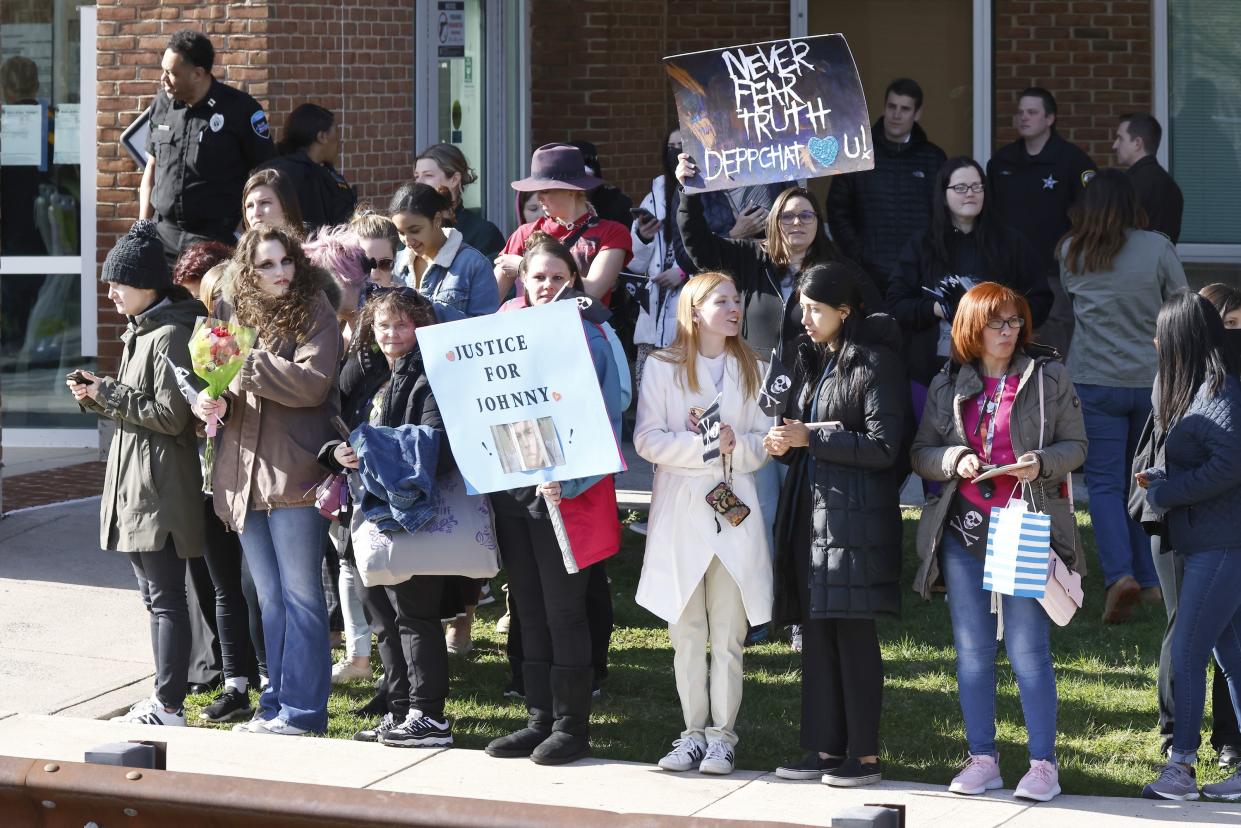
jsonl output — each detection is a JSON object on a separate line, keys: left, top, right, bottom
{"left": 668, "top": 555, "right": 749, "bottom": 746}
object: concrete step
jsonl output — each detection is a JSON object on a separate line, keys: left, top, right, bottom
{"left": 0, "top": 714, "right": 1232, "bottom": 827}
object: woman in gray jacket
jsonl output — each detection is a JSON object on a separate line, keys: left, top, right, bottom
{"left": 68, "top": 220, "right": 207, "bottom": 726}
{"left": 1059, "top": 169, "right": 1187, "bottom": 624}
{"left": 911, "top": 282, "right": 1087, "bottom": 803}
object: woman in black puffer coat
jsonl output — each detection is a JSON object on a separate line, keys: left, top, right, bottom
{"left": 764, "top": 263, "right": 910, "bottom": 788}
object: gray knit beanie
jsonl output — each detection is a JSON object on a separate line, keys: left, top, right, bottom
{"left": 101, "top": 220, "right": 171, "bottom": 290}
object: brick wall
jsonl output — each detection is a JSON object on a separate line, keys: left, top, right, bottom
{"left": 993, "top": 0, "right": 1152, "bottom": 165}
{"left": 94, "top": 0, "right": 414, "bottom": 373}
{"left": 528, "top": 0, "right": 789, "bottom": 203}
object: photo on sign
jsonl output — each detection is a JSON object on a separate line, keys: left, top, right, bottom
{"left": 664, "top": 34, "right": 872, "bottom": 193}
{"left": 491, "top": 417, "right": 565, "bottom": 474}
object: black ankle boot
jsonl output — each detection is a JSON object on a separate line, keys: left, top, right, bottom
{"left": 486, "top": 661, "right": 552, "bottom": 758}
{"left": 531, "top": 666, "right": 593, "bottom": 765}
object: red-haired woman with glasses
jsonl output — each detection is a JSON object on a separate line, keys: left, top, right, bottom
{"left": 911, "top": 282, "right": 1086, "bottom": 803}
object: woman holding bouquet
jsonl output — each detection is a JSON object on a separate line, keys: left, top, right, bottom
{"left": 67, "top": 220, "right": 208, "bottom": 726}
{"left": 195, "top": 224, "right": 343, "bottom": 735}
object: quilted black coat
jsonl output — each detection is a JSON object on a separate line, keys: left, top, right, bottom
{"left": 772, "top": 314, "right": 911, "bottom": 623}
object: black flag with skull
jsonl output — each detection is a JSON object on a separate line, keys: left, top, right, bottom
{"left": 758, "top": 349, "right": 793, "bottom": 418}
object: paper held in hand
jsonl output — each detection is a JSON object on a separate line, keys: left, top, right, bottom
{"left": 973, "top": 459, "right": 1038, "bottom": 484}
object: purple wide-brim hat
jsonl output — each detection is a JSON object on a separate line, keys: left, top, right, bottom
{"left": 511, "top": 143, "right": 605, "bottom": 192}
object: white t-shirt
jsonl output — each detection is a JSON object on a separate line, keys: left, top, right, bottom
{"left": 701, "top": 351, "right": 727, "bottom": 392}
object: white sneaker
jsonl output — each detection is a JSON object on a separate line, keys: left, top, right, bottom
{"left": 232, "top": 716, "right": 272, "bottom": 733}
{"left": 111, "top": 696, "right": 185, "bottom": 726}
{"left": 331, "top": 659, "right": 372, "bottom": 684}
{"left": 255, "top": 718, "right": 309, "bottom": 736}
{"left": 658, "top": 737, "right": 707, "bottom": 772}
{"left": 110, "top": 695, "right": 157, "bottom": 722}
{"left": 699, "top": 739, "right": 736, "bottom": 775}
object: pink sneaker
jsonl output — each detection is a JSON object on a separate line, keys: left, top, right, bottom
{"left": 1014, "top": 759, "right": 1061, "bottom": 802}
{"left": 949, "top": 753, "right": 1003, "bottom": 795}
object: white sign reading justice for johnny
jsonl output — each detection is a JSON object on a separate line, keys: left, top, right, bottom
{"left": 417, "top": 301, "right": 624, "bottom": 495}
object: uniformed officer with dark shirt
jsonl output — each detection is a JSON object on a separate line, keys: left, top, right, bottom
{"left": 987, "top": 86, "right": 1097, "bottom": 355}
{"left": 139, "top": 30, "right": 274, "bottom": 264}
{"left": 1114, "top": 112, "right": 1184, "bottom": 244}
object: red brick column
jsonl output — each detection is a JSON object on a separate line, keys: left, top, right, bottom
{"left": 993, "top": 0, "right": 1153, "bottom": 165}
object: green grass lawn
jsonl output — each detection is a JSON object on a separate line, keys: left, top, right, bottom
{"left": 186, "top": 508, "right": 1235, "bottom": 798}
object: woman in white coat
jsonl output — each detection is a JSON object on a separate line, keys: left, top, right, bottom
{"left": 634, "top": 271, "right": 772, "bottom": 776}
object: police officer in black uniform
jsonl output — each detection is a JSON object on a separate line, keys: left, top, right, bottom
{"left": 139, "top": 30, "right": 275, "bottom": 264}
{"left": 987, "top": 87, "right": 1097, "bottom": 355}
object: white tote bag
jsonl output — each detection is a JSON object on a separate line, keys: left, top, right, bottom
{"left": 350, "top": 471, "right": 500, "bottom": 587}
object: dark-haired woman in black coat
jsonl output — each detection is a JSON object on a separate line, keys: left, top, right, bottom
{"left": 764, "top": 262, "right": 909, "bottom": 789}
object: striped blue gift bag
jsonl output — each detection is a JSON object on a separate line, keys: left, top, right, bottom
{"left": 983, "top": 499, "right": 1051, "bottom": 599}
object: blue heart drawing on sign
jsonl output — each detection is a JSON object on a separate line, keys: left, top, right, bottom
{"left": 807, "top": 135, "right": 840, "bottom": 168}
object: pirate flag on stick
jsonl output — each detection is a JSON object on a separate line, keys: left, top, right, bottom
{"left": 757, "top": 349, "right": 793, "bottom": 422}
{"left": 698, "top": 392, "right": 723, "bottom": 463}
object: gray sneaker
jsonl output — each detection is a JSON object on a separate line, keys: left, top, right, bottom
{"left": 1142, "top": 762, "right": 1199, "bottom": 801}
{"left": 1203, "top": 767, "right": 1241, "bottom": 802}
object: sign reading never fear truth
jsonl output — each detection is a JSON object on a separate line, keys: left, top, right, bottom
{"left": 664, "top": 34, "right": 873, "bottom": 193}
{"left": 417, "top": 301, "right": 625, "bottom": 495}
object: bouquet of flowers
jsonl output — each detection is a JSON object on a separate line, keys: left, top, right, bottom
{"left": 188, "top": 318, "right": 257, "bottom": 488}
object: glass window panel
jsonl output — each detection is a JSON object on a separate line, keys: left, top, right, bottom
{"left": 0, "top": 273, "right": 96, "bottom": 428}
{"left": 1169, "top": 0, "right": 1241, "bottom": 244}
{"left": 436, "top": 0, "right": 487, "bottom": 214}
{"left": 0, "top": 0, "right": 93, "bottom": 256}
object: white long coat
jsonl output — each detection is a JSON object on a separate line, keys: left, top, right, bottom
{"left": 633, "top": 352, "right": 772, "bottom": 625}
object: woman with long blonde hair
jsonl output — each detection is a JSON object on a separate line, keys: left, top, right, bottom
{"left": 634, "top": 271, "right": 772, "bottom": 776}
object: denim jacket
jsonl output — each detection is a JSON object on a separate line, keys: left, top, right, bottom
{"left": 395, "top": 228, "right": 499, "bottom": 317}
{"left": 352, "top": 422, "right": 440, "bottom": 534}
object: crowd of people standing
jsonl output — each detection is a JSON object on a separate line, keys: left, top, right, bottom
{"left": 63, "top": 29, "right": 1241, "bottom": 806}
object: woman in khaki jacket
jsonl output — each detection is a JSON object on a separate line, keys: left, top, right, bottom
{"left": 68, "top": 220, "right": 207, "bottom": 726}
{"left": 911, "top": 282, "right": 1086, "bottom": 803}
{"left": 195, "top": 224, "right": 342, "bottom": 736}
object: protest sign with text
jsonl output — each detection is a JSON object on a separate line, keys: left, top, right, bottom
{"left": 664, "top": 34, "right": 872, "bottom": 193}
{"left": 417, "top": 301, "right": 625, "bottom": 495}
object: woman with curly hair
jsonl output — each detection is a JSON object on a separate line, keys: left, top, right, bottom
{"left": 195, "top": 224, "right": 342, "bottom": 736}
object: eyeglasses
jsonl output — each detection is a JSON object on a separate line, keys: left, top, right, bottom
{"left": 985, "top": 316, "right": 1025, "bottom": 330}
{"left": 778, "top": 210, "right": 817, "bottom": 226}
{"left": 370, "top": 258, "right": 395, "bottom": 272}
{"left": 947, "top": 183, "right": 985, "bottom": 195}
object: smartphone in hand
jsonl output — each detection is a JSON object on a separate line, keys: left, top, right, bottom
{"left": 66, "top": 370, "right": 90, "bottom": 385}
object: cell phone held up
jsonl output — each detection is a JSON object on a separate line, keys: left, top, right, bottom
{"left": 630, "top": 207, "right": 655, "bottom": 222}
{"left": 66, "top": 370, "right": 90, "bottom": 385}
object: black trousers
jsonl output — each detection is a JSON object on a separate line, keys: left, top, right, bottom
{"left": 383, "top": 575, "right": 450, "bottom": 720}
{"left": 359, "top": 578, "right": 407, "bottom": 715}
{"left": 154, "top": 217, "right": 230, "bottom": 268}
{"left": 793, "top": 486, "right": 883, "bottom": 758}
{"left": 129, "top": 539, "right": 190, "bottom": 709}
{"left": 1153, "top": 535, "right": 1241, "bottom": 753}
{"left": 495, "top": 513, "right": 592, "bottom": 668}
{"left": 506, "top": 561, "right": 613, "bottom": 685}
{"left": 323, "top": 543, "right": 345, "bottom": 635}
{"left": 200, "top": 498, "right": 265, "bottom": 685}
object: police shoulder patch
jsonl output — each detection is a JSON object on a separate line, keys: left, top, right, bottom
{"left": 250, "top": 110, "right": 271, "bottom": 140}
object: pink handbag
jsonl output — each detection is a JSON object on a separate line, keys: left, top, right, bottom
{"left": 316, "top": 473, "right": 349, "bottom": 521}
{"left": 1033, "top": 366, "right": 1084, "bottom": 625}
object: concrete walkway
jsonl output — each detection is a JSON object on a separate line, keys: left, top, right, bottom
{"left": 0, "top": 713, "right": 1236, "bottom": 826}
{"left": 0, "top": 492, "right": 1231, "bottom": 825}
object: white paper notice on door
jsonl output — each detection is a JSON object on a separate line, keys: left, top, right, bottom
{"left": 1, "top": 103, "right": 47, "bottom": 167}
{"left": 54, "top": 103, "right": 80, "bottom": 165}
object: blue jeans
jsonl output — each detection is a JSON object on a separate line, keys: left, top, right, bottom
{"left": 941, "top": 531, "right": 1058, "bottom": 762}
{"left": 1076, "top": 383, "right": 1158, "bottom": 588}
{"left": 1169, "top": 548, "right": 1241, "bottom": 765}
{"left": 237, "top": 506, "right": 332, "bottom": 732}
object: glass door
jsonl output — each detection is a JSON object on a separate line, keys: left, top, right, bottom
{"left": 0, "top": 0, "right": 97, "bottom": 439}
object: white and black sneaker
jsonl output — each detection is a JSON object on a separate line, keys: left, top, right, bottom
{"left": 699, "top": 739, "right": 736, "bottom": 775}
{"left": 199, "top": 687, "right": 253, "bottom": 723}
{"left": 111, "top": 696, "right": 186, "bottom": 727}
{"left": 658, "top": 737, "right": 707, "bottom": 772}
{"left": 380, "top": 711, "right": 453, "bottom": 748}
{"left": 354, "top": 712, "right": 399, "bottom": 743}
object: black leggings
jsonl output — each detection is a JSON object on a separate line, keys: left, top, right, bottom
{"left": 129, "top": 539, "right": 190, "bottom": 709}
{"left": 201, "top": 498, "right": 266, "bottom": 683}
{"left": 495, "top": 513, "right": 592, "bottom": 668}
